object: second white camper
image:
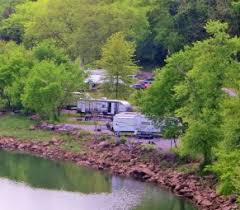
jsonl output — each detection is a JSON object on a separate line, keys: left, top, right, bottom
{"left": 112, "top": 112, "right": 160, "bottom": 134}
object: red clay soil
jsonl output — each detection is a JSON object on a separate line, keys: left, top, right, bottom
{"left": 0, "top": 136, "right": 238, "bottom": 210}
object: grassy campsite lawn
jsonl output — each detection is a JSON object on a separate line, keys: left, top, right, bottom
{"left": 0, "top": 114, "right": 55, "bottom": 141}
{"left": 0, "top": 114, "right": 91, "bottom": 153}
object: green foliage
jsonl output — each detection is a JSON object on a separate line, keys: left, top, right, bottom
{"left": 0, "top": 0, "right": 28, "bottom": 43}
{"left": 142, "top": 0, "right": 240, "bottom": 65}
{"left": 119, "top": 136, "right": 127, "bottom": 144}
{"left": 0, "top": 114, "right": 70, "bottom": 142}
{"left": 0, "top": 0, "right": 239, "bottom": 67}
{"left": 0, "top": 40, "right": 84, "bottom": 119}
{"left": 181, "top": 120, "right": 220, "bottom": 167}
{"left": 22, "top": 61, "right": 65, "bottom": 120}
{"left": 2, "top": 0, "right": 149, "bottom": 64}
{"left": 141, "top": 143, "right": 156, "bottom": 152}
{"left": 0, "top": 41, "right": 33, "bottom": 109}
{"left": 138, "top": 20, "right": 240, "bottom": 200}
{"left": 33, "top": 40, "right": 68, "bottom": 64}
{"left": 139, "top": 21, "right": 240, "bottom": 170}
{"left": 139, "top": 49, "right": 192, "bottom": 117}
{"left": 161, "top": 118, "right": 184, "bottom": 141}
{"left": 22, "top": 60, "right": 84, "bottom": 121}
{"left": 209, "top": 88, "right": 240, "bottom": 196}
{"left": 209, "top": 148, "right": 240, "bottom": 195}
{"left": 220, "top": 97, "right": 240, "bottom": 149}
{"left": 98, "top": 32, "right": 137, "bottom": 99}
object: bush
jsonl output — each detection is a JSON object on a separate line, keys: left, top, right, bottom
{"left": 209, "top": 148, "right": 240, "bottom": 195}
{"left": 140, "top": 143, "right": 156, "bottom": 152}
{"left": 120, "top": 136, "right": 127, "bottom": 144}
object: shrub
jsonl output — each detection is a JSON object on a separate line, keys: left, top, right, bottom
{"left": 209, "top": 149, "right": 240, "bottom": 195}
{"left": 140, "top": 143, "right": 156, "bottom": 152}
{"left": 120, "top": 136, "right": 127, "bottom": 144}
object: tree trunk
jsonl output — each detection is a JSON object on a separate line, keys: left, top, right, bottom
{"left": 200, "top": 150, "right": 212, "bottom": 172}
{"left": 116, "top": 74, "right": 119, "bottom": 99}
{"left": 173, "top": 137, "right": 177, "bottom": 148}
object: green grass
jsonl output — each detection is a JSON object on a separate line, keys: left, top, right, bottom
{"left": 0, "top": 114, "right": 95, "bottom": 153}
{"left": 0, "top": 114, "right": 73, "bottom": 142}
{"left": 176, "top": 163, "right": 199, "bottom": 174}
{"left": 60, "top": 139, "right": 82, "bottom": 153}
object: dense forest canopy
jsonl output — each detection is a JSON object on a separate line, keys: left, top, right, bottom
{"left": 0, "top": 0, "right": 239, "bottom": 66}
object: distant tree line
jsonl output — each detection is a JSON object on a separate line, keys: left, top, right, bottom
{"left": 0, "top": 0, "right": 239, "bottom": 67}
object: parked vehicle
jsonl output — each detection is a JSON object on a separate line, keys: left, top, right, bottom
{"left": 77, "top": 98, "right": 132, "bottom": 115}
{"left": 112, "top": 112, "right": 160, "bottom": 135}
{"left": 130, "top": 84, "right": 145, "bottom": 89}
{"left": 131, "top": 79, "right": 153, "bottom": 90}
{"left": 136, "top": 131, "right": 154, "bottom": 139}
{"left": 146, "top": 77, "right": 155, "bottom": 82}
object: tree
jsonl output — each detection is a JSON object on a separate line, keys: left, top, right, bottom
{"left": 136, "top": 0, "right": 240, "bottom": 66}
{"left": 0, "top": 0, "right": 30, "bottom": 43}
{"left": 98, "top": 32, "right": 137, "bottom": 99}
{"left": 2, "top": 0, "right": 149, "bottom": 64}
{"left": 33, "top": 40, "right": 69, "bottom": 64}
{"left": 0, "top": 41, "right": 33, "bottom": 110}
{"left": 161, "top": 118, "right": 185, "bottom": 148}
{"left": 210, "top": 148, "right": 240, "bottom": 195}
{"left": 210, "top": 87, "right": 240, "bottom": 195}
{"left": 0, "top": 39, "right": 85, "bottom": 119}
{"left": 175, "top": 21, "right": 239, "bottom": 167}
{"left": 22, "top": 60, "right": 84, "bottom": 121}
{"left": 138, "top": 21, "right": 240, "bottom": 169}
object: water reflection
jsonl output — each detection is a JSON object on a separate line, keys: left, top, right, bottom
{"left": 0, "top": 150, "right": 111, "bottom": 193}
{"left": 0, "top": 150, "right": 196, "bottom": 210}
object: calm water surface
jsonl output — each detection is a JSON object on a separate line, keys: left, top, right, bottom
{"left": 0, "top": 150, "right": 197, "bottom": 210}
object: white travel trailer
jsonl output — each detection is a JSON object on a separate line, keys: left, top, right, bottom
{"left": 77, "top": 99, "right": 132, "bottom": 115}
{"left": 113, "top": 112, "right": 160, "bottom": 134}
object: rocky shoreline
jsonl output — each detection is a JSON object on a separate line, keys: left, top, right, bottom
{"left": 0, "top": 136, "right": 238, "bottom": 210}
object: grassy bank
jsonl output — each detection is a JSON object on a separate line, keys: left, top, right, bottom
{"left": 0, "top": 114, "right": 90, "bottom": 153}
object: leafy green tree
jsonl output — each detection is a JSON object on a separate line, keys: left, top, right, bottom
{"left": 210, "top": 149, "right": 240, "bottom": 195}
{"left": 210, "top": 90, "right": 240, "bottom": 195}
{"left": 98, "top": 32, "right": 137, "bottom": 99}
{"left": 137, "top": 0, "right": 240, "bottom": 66}
{"left": 139, "top": 21, "right": 240, "bottom": 169}
{"left": 3, "top": 0, "right": 149, "bottom": 64}
{"left": 33, "top": 40, "right": 69, "bottom": 64}
{"left": 0, "top": 41, "right": 32, "bottom": 109}
{"left": 0, "top": 0, "right": 28, "bottom": 43}
{"left": 22, "top": 60, "right": 84, "bottom": 121}
{"left": 138, "top": 49, "right": 193, "bottom": 118}
{"left": 161, "top": 118, "right": 185, "bottom": 148}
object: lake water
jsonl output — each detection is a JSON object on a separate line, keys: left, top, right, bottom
{"left": 0, "top": 150, "right": 197, "bottom": 210}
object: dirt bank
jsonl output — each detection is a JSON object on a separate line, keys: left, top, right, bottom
{"left": 0, "top": 136, "right": 238, "bottom": 210}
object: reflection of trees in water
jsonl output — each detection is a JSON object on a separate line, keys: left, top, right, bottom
{"left": 111, "top": 176, "right": 196, "bottom": 210}
{"left": 0, "top": 151, "right": 196, "bottom": 210}
{"left": 0, "top": 151, "right": 111, "bottom": 193}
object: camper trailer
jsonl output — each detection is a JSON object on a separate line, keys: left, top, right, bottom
{"left": 77, "top": 99, "right": 132, "bottom": 115}
{"left": 112, "top": 112, "right": 160, "bottom": 135}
